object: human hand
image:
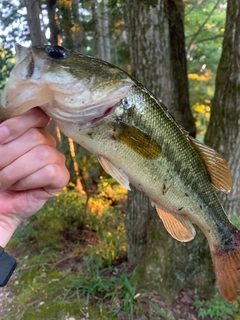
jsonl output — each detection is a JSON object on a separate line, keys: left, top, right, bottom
{"left": 0, "top": 108, "right": 70, "bottom": 247}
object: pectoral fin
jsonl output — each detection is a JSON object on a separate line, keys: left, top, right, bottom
{"left": 98, "top": 156, "right": 130, "bottom": 190}
{"left": 156, "top": 207, "right": 196, "bottom": 242}
{"left": 188, "top": 136, "right": 232, "bottom": 194}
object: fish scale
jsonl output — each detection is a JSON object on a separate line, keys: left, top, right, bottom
{"left": 1, "top": 44, "right": 240, "bottom": 302}
{"left": 119, "top": 86, "right": 236, "bottom": 248}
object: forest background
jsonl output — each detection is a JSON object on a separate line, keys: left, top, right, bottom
{"left": 0, "top": 0, "right": 240, "bottom": 319}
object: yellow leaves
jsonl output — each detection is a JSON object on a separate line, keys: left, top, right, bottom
{"left": 205, "top": 23, "right": 214, "bottom": 29}
{"left": 57, "top": 0, "right": 71, "bottom": 8}
{"left": 193, "top": 101, "right": 211, "bottom": 136}
{"left": 188, "top": 72, "right": 212, "bottom": 82}
{"left": 88, "top": 176, "right": 127, "bottom": 216}
{"left": 194, "top": 103, "right": 210, "bottom": 115}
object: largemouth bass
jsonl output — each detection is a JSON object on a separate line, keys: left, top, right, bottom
{"left": 1, "top": 44, "right": 240, "bottom": 302}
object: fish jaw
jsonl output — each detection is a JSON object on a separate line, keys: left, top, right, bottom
{"left": 1, "top": 44, "right": 134, "bottom": 124}
{"left": 1, "top": 45, "right": 54, "bottom": 120}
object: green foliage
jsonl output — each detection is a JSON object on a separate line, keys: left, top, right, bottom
{"left": 185, "top": 0, "right": 227, "bottom": 136}
{"left": 3, "top": 178, "right": 171, "bottom": 319}
{"left": 194, "top": 290, "right": 237, "bottom": 319}
{"left": 230, "top": 214, "right": 240, "bottom": 229}
{"left": 107, "top": 0, "right": 130, "bottom": 70}
{"left": 29, "top": 187, "right": 86, "bottom": 249}
{"left": 0, "top": 46, "right": 15, "bottom": 93}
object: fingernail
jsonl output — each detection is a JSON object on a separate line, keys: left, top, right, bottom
{"left": 0, "top": 125, "right": 10, "bottom": 143}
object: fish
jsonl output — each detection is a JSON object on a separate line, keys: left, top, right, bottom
{"left": 1, "top": 44, "right": 240, "bottom": 302}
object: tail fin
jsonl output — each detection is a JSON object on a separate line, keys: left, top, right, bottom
{"left": 210, "top": 232, "right": 240, "bottom": 302}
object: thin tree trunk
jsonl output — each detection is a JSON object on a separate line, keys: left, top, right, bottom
{"left": 72, "top": 0, "right": 82, "bottom": 53}
{"left": 25, "top": 0, "right": 45, "bottom": 45}
{"left": 97, "top": 2, "right": 105, "bottom": 60}
{"left": 91, "top": 0, "right": 99, "bottom": 58}
{"left": 96, "top": 1, "right": 111, "bottom": 62}
{"left": 167, "top": 0, "right": 196, "bottom": 137}
{"left": 205, "top": 0, "right": 240, "bottom": 217}
{"left": 46, "top": 0, "right": 61, "bottom": 46}
{"left": 102, "top": 1, "right": 111, "bottom": 62}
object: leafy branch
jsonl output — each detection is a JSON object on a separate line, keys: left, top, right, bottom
{"left": 186, "top": 0, "right": 222, "bottom": 57}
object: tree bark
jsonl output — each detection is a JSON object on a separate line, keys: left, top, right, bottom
{"left": 25, "top": 0, "right": 45, "bottom": 45}
{"left": 204, "top": 0, "right": 240, "bottom": 217}
{"left": 166, "top": 0, "right": 196, "bottom": 137}
{"left": 72, "top": 0, "right": 82, "bottom": 53}
{"left": 46, "top": 0, "right": 61, "bottom": 46}
{"left": 96, "top": 1, "right": 111, "bottom": 62}
{"left": 125, "top": 0, "right": 214, "bottom": 301}
{"left": 91, "top": 0, "right": 99, "bottom": 58}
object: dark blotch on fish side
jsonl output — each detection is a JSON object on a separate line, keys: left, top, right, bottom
{"left": 112, "top": 120, "right": 161, "bottom": 160}
{"left": 162, "top": 184, "right": 168, "bottom": 195}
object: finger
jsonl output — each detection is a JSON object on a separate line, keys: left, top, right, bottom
{"left": 10, "top": 163, "right": 70, "bottom": 195}
{"left": 0, "top": 108, "right": 49, "bottom": 144}
{"left": 0, "top": 128, "right": 56, "bottom": 170}
{"left": 0, "top": 145, "right": 66, "bottom": 191}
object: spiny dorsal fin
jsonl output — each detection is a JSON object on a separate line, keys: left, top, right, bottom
{"left": 188, "top": 136, "right": 232, "bottom": 194}
{"left": 98, "top": 156, "right": 131, "bottom": 190}
{"left": 156, "top": 207, "right": 196, "bottom": 242}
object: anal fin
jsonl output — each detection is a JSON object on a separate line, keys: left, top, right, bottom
{"left": 156, "top": 207, "right": 196, "bottom": 242}
{"left": 98, "top": 156, "right": 131, "bottom": 190}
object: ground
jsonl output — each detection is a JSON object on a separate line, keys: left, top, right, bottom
{"left": 0, "top": 232, "right": 236, "bottom": 320}
{"left": 0, "top": 184, "right": 238, "bottom": 320}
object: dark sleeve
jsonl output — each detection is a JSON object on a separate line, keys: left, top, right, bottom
{"left": 0, "top": 246, "right": 17, "bottom": 287}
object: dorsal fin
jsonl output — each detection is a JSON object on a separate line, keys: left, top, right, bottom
{"left": 156, "top": 207, "right": 196, "bottom": 242}
{"left": 188, "top": 136, "right": 232, "bottom": 194}
{"left": 98, "top": 156, "right": 131, "bottom": 190}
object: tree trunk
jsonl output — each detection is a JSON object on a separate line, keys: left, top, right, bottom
{"left": 166, "top": 0, "right": 196, "bottom": 137}
{"left": 96, "top": 1, "right": 111, "bottom": 62}
{"left": 25, "top": 0, "right": 45, "bottom": 45}
{"left": 125, "top": 0, "right": 214, "bottom": 301}
{"left": 72, "top": 0, "right": 82, "bottom": 53}
{"left": 91, "top": 0, "right": 99, "bottom": 58}
{"left": 102, "top": 1, "right": 111, "bottom": 62}
{"left": 205, "top": 0, "right": 240, "bottom": 217}
{"left": 46, "top": 0, "right": 61, "bottom": 46}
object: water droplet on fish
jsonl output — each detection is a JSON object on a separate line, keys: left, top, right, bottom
{"left": 122, "top": 98, "right": 131, "bottom": 109}
{"left": 115, "top": 105, "right": 124, "bottom": 117}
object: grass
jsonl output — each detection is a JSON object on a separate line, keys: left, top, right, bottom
{"left": 3, "top": 179, "right": 240, "bottom": 319}
{"left": 194, "top": 290, "right": 237, "bottom": 319}
{"left": 3, "top": 181, "right": 169, "bottom": 320}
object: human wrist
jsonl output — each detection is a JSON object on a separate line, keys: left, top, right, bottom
{"left": 0, "top": 220, "right": 19, "bottom": 248}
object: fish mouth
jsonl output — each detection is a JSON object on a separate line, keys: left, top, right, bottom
{"left": 91, "top": 105, "right": 116, "bottom": 125}
{"left": 1, "top": 44, "right": 134, "bottom": 124}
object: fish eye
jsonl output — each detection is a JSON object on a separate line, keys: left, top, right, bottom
{"left": 46, "top": 46, "right": 67, "bottom": 59}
